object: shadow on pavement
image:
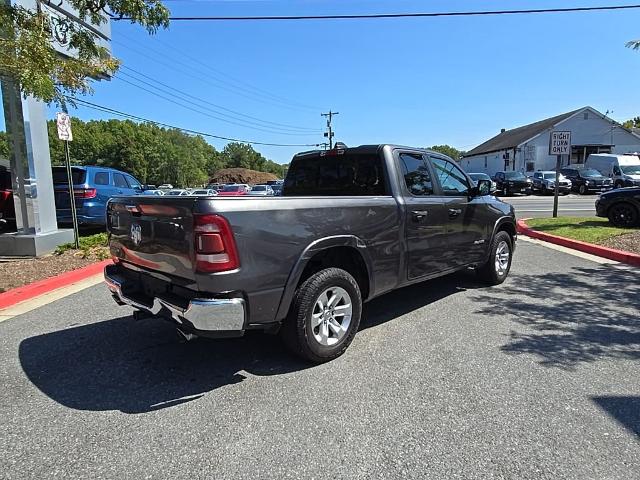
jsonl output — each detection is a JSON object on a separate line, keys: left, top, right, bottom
{"left": 592, "top": 396, "right": 640, "bottom": 438}
{"left": 472, "top": 265, "right": 640, "bottom": 369}
{"left": 19, "top": 271, "right": 483, "bottom": 414}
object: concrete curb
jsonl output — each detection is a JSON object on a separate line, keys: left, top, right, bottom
{"left": 516, "top": 219, "right": 640, "bottom": 267}
{"left": 0, "top": 259, "right": 112, "bottom": 310}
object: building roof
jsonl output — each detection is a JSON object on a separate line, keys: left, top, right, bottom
{"left": 464, "top": 108, "right": 585, "bottom": 157}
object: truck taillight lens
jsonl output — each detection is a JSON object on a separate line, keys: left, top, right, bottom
{"left": 194, "top": 214, "right": 239, "bottom": 273}
{"left": 74, "top": 188, "right": 97, "bottom": 199}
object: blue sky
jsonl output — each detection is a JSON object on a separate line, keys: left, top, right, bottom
{"left": 54, "top": 0, "right": 640, "bottom": 162}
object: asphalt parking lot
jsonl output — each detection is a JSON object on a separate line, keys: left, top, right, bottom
{"left": 498, "top": 193, "right": 598, "bottom": 218}
{"left": 1, "top": 240, "right": 639, "bottom": 479}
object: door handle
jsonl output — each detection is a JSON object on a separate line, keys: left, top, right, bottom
{"left": 448, "top": 208, "right": 462, "bottom": 218}
{"left": 411, "top": 210, "right": 429, "bottom": 221}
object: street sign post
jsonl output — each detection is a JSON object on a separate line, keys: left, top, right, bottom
{"left": 57, "top": 112, "right": 79, "bottom": 248}
{"left": 549, "top": 131, "right": 572, "bottom": 218}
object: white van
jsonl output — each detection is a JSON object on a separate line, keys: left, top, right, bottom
{"left": 585, "top": 154, "right": 640, "bottom": 188}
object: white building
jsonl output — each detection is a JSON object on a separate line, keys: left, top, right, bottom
{"left": 461, "top": 107, "right": 640, "bottom": 175}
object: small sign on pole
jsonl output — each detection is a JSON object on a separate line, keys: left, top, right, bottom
{"left": 56, "top": 112, "right": 73, "bottom": 141}
{"left": 57, "top": 112, "right": 79, "bottom": 248}
{"left": 549, "top": 131, "right": 572, "bottom": 218}
{"left": 549, "top": 131, "right": 571, "bottom": 156}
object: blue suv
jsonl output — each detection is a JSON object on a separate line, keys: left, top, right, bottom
{"left": 52, "top": 166, "right": 143, "bottom": 226}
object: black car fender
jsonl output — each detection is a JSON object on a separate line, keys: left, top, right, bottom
{"left": 274, "top": 235, "right": 375, "bottom": 321}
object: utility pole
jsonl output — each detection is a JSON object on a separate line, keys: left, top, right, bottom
{"left": 321, "top": 111, "right": 339, "bottom": 149}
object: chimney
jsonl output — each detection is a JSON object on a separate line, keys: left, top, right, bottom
{"left": 500, "top": 128, "right": 506, "bottom": 133}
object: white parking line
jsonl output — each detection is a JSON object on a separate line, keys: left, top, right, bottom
{"left": 0, "top": 274, "right": 104, "bottom": 323}
{"left": 519, "top": 236, "right": 619, "bottom": 265}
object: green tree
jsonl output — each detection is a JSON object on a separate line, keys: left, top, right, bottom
{"left": 627, "top": 40, "right": 640, "bottom": 50}
{"left": 429, "top": 145, "right": 465, "bottom": 160}
{"left": 622, "top": 117, "right": 640, "bottom": 129}
{"left": 0, "top": 1, "right": 169, "bottom": 104}
{"left": 0, "top": 131, "right": 9, "bottom": 159}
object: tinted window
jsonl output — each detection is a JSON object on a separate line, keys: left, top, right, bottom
{"left": 94, "top": 172, "right": 109, "bottom": 185}
{"left": 543, "top": 173, "right": 555, "bottom": 179}
{"left": 252, "top": 185, "right": 267, "bottom": 191}
{"left": 284, "top": 151, "right": 388, "bottom": 196}
{"left": 126, "top": 175, "right": 141, "bottom": 189}
{"left": 400, "top": 153, "right": 433, "bottom": 196}
{"left": 52, "top": 167, "right": 86, "bottom": 185}
{"left": 431, "top": 157, "right": 469, "bottom": 196}
{"left": 579, "top": 169, "right": 601, "bottom": 177}
{"left": 0, "top": 167, "right": 11, "bottom": 190}
{"left": 113, "top": 173, "right": 128, "bottom": 188}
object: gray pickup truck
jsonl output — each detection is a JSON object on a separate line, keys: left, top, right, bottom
{"left": 105, "top": 144, "right": 516, "bottom": 362}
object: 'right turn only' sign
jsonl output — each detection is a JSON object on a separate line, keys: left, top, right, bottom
{"left": 549, "top": 131, "right": 571, "bottom": 155}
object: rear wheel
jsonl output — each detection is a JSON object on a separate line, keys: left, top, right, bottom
{"left": 608, "top": 202, "right": 639, "bottom": 228}
{"left": 476, "top": 231, "right": 513, "bottom": 285}
{"left": 281, "top": 268, "right": 362, "bottom": 363}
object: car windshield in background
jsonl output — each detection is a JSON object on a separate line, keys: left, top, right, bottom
{"left": 579, "top": 169, "right": 602, "bottom": 177}
{"left": 469, "top": 173, "right": 490, "bottom": 181}
{"left": 284, "top": 151, "right": 388, "bottom": 196}
{"left": 52, "top": 167, "right": 86, "bottom": 185}
{"left": 621, "top": 165, "right": 640, "bottom": 175}
{"left": 191, "top": 190, "right": 209, "bottom": 195}
{"left": 543, "top": 173, "right": 556, "bottom": 179}
{"left": 252, "top": 186, "right": 267, "bottom": 191}
{"left": 505, "top": 172, "right": 527, "bottom": 180}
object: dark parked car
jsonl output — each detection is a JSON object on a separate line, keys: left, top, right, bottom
{"left": 105, "top": 144, "right": 517, "bottom": 363}
{"left": 493, "top": 171, "right": 532, "bottom": 195}
{"left": 596, "top": 187, "right": 640, "bottom": 227}
{"left": 468, "top": 173, "right": 497, "bottom": 194}
{"left": 560, "top": 167, "right": 613, "bottom": 195}
{"left": 0, "top": 164, "right": 15, "bottom": 230}
{"left": 53, "top": 166, "right": 144, "bottom": 227}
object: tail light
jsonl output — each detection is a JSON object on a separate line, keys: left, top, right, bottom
{"left": 194, "top": 214, "right": 239, "bottom": 273}
{"left": 74, "top": 188, "right": 97, "bottom": 199}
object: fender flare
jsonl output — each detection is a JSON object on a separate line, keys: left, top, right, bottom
{"left": 274, "top": 235, "right": 375, "bottom": 321}
{"left": 489, "top": 216, "right": 517, "bottom": 254}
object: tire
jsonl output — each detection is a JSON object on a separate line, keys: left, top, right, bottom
{"left": 578, "top": 184, "right": 587, "bottom": 195}
{"left": 541, "top": 185, "right": 548, "bottom": 195}
{"left": 476, "top": 231, "right": 513, "bottom": 285}
{"left": 614, "top": 181, "right": 625, "bottom": 189}
{"left": 281, "top": 268, "right": 362, "bottom": 363}
{"left": 608, "top": 202, "right": 639, "bottom": 228}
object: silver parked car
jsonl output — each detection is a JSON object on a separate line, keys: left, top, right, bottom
{"left": 190, "top": 189, "right": 218, "bottom": 196}
{"left": 248, "top": 184, "right": 275, "bottom": 196}
{"left": 531, "top": 171, "right": 572, "bottom": 195}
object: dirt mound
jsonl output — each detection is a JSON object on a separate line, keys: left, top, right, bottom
{"left": 209, "top": 168, "right": 278, "bottom": 185}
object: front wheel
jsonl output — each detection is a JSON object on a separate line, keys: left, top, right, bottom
{"left": 476, "top": 231, "right": 513, "bottom": 285}
{"left": 579, "top": 184, "right": 587, "bottom": 195}
{"left": 608, "top": 202, "right": 639, "bottom": 228}
{"left": 614, "top": 181, "right": 625, "bottom": 189}
{"left": 281, "top": 268, "right": 362, "bottom": 363}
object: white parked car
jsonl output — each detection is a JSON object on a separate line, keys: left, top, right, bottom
{"left": 190, "top": 189, "right": 218, "bottom": 196}
{"left": 142, "top": 189, "right": 165, "bottom": 196}
{"left": 248, "top": 185, "right": 275, "bottom": 196}
{"left": 164, "top": 189, "right": 190, "bottom": 196}
{"left": 158, "top": 184, "right": 174, "bottom": 190}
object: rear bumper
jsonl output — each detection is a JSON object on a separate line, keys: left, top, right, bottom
{"left": 104, "top": 264, "right": 246, "bottom": 336}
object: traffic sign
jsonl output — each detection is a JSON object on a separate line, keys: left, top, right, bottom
{"left": 549, "top": 131, "right": 571, "bottom": 156}
{"left": 56, "top": 112, "right": 73, "bottom": 141}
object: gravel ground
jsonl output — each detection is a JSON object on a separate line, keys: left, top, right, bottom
{"left": 600, "top": 231, "right": 640, "bottom": 255}
{"left": 0, "top": 251, "right": 104, "bottom": 293}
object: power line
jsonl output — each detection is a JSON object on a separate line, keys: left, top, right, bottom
{"left": 113, "top": 35, "right": 320, "bottom": 113}
{"left": 121, "top": 4, "right": 640, "bottom": 21}
{"left": 120, "top": 65, "right": 321, "bottom": 133}
{"left": 113, "top": 74, "right": 318, "bottom": 136}
{"left": 68, "top": 97, "right": 322, "bottom": 147}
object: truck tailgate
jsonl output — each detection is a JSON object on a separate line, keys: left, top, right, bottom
{"left": 107, "top": 196, "right": 197, "bottom": 280}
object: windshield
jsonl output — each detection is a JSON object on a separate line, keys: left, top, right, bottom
{"left": 579, "top": 169, "right": 602, "bottom": 177}
{"left": 505, "top": 172, "right": 526, "bottom": 180}
{"left": 252, "top": 186, "right": 267, "bottom": 191}
{"left": 223, "top": 185, "right": 241, "bottom": 192}
{"left": 192, "top": 190, "right": 208, "bottom": 195}
{"left": 621, "top": 164, "right": 640, "bottom": 175}
{"left": 468, "top": 173, "right": 489, "bottom": 181}
{"left": 543, "top": 173, "right": 556, "bottom": 179}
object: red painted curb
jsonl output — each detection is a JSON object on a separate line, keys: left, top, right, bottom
{"left": 0, "top": 259, "right": 112, "bottom": 310}
{"left": 517, "top": 219, "right": 640, "bottom": 267}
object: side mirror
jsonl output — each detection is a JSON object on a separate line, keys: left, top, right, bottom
{"left": 474, "top": 179, "right": 492, "bottom": 196}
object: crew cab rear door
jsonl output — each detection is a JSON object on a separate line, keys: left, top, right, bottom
{"left": 397, "top": 151, "right": 449, "bottom": 280}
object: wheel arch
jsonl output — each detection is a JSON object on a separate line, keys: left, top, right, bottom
{"left": 275, "top": 236, "right": 374, "bottom": 321}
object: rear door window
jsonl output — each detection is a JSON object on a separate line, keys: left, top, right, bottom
{"left": 113, "top": 173, "right": 128, "bottom": 188}
{"left": 52, "top": 167, "right": 86, "bottom": 185}
{"left": 399, "top": 152, "right": 433, "bottom": 196}
{"left": 283, "top": 151, "right": 388, "bottom": 196}
{"left": 94, "top": 171, "right": 110, "bottom": 185}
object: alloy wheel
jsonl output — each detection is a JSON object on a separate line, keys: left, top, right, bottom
{"left": 495, "top": 241, "right": 510, "bottom": 276}
{"left": 311, "top": 287, "right": 353, "bottom": 346}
